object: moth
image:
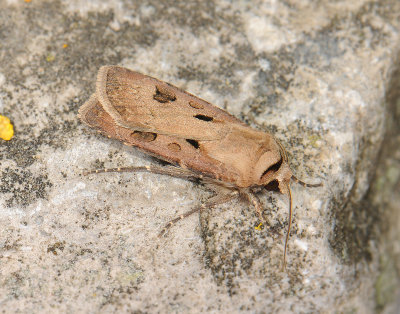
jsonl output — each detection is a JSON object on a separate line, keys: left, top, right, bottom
{"left": 78, "top": 65, "right": 321, "bottom": 268}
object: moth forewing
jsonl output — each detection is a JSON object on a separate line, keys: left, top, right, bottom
{"left": 79, "top": 65, "right": 321, "bottom": 269}
{"left": 95, "top": 65, "right": 242, "bottom": 141}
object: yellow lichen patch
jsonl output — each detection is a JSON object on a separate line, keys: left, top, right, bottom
{"left": 308, "top": 134, "right": 322, "bottom": 148}
{"left": 255, "top": 223, "right": 263, "bottom": 231}
{"left": 0, "top": 115, "right": 14, "bottom": 141}
{"left": 46, "top": 53, "right": 55, "bottom": 62}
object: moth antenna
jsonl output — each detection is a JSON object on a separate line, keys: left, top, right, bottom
{"left": 283, "top": 183, "right": 293, "bottom": 271}
{"left": 275, "top": 138, "right": 288, "bottom": 162}
{"left": 291, "top": 175, "right": 322, "bottom": 188}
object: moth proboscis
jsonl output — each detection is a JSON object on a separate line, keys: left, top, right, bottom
{"left": 78, "top": 65, "right": 322, "bottom": 269}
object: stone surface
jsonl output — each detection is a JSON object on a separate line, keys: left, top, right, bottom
{"left": 0, "top": 0, "right": 399, "bottom": 313}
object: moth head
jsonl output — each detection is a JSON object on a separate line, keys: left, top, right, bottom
{"left": 254, "top": 149, "right": 292, "bottom": 194}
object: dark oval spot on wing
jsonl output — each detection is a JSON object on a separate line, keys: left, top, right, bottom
{"left": 186, "top": 139, "right": 200, "bottom": 149}
{"left": 194, "top": 114, "right": 213, "bottom": 122}
{"left": 153, "top": 85, "right": 177, "bottom": 103}
{"left": 189, "top": 101, "right": 204, "bottom": 109}
{"left": 131, "top": 131, "right": 157, "bottom": 142}
{"left": 167, "top": 142, "right": 181, "bottom": 152}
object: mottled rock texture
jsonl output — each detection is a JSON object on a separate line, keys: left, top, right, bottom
{"left": 0, "top": 0, "right": 399, "bottom": 313}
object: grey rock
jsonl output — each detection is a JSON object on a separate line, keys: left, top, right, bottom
{"left": 0, "top": 0, "right": 399, "bottom": 313}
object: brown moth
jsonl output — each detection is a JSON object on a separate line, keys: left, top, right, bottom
{"left": 78, "top": 65, "right": 321, "bottom": 269}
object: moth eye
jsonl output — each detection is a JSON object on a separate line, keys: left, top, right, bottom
{"left": 167, "top": 142, "right": 181, "bottom": 152}
{"left": 189, "top": 101, "right": 204, "bottom": 110}
{"left": 260, "top": 158, "right": 283, "bottom": 178}
{"left": 194, "top": 114, "right": 213, "bottom": 122}
{"left": 264, "top": 179, "right": 280, "bottom": 192}
{"left": 153, "top": 85, "right": 176, "bottom": 103}
{"left": 131, "top": 131, "right": 157, "bottom": 142}
{"left": 186, "top": 139, "right": 200, "bottom": 149}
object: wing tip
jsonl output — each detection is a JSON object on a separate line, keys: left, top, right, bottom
{"left": 78, "top": 93, "right": 98, "bottom": 125}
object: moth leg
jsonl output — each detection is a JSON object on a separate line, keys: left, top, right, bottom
{"left": 241, "top": 191, "right": 269, "bottom": 225}
{"left": 158, "top": 190, "right": 239, "bottom": 237}
{"left": 241, "top": 191, "right": 280, "bottom": 236}
{"left": 83, "top": 165, "right": 203, "bottom": 181}
{"left": 291, "top": 175, "right": 322, "bottom": 188}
